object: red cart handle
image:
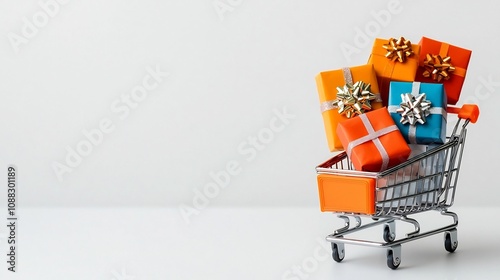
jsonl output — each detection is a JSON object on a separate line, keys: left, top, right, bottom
{"left": 447, "top": 104, "right": 480, "bottom": 123}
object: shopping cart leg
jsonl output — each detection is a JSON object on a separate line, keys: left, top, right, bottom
{"left": 334, "top": 215, "right": 362, "bottom": 234}
{"left": 400, "top": 215, "right": 420, "bottom": 237}
{"left": 387, "top": 245, "right": 401, "bottom": 269}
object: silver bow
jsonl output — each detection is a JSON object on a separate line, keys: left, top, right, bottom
{"left": 396, "top": 93, "right": 432, "bottom": 125}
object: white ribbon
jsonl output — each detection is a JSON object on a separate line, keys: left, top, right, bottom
{"left": 342, "top": 67, "right": 353, "bottom": 85}
{"left": 346, "top": 114, "right": 398, "bottom": 171}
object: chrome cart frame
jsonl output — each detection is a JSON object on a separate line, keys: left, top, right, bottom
{"left": 316, "top": 107, "right": 478, "bottom": 269}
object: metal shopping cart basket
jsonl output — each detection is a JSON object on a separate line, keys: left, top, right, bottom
{"left": 315, "top": 104, "right": 479, "bottom": 269}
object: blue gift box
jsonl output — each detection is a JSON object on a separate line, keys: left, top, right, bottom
{"left": 388, "top": 82, "right": 447, "bottom": 144}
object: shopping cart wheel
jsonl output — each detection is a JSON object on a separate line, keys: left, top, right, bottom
{"left": 444, "top": 229, "right": 458, "bottom": 253}
{"left": 331, "top": 242, "right": 345, "bottom": 262}
{"left": 386, "top": 245, "right": 401, "bottom": 270}
{"left": 383, "top": 222, "right": 396, "bottom": 243}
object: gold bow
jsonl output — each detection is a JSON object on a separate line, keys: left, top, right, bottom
{"left": 422, "top": 54, "right": 456, "bottom": 82}
{"left": 383, "top": 37, "right": 414, "bottom": 63}
{"left": 333, "top": 81, "right": 376, "bottom": 118}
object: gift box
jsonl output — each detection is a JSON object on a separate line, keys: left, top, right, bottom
{"left": 388, "top": 81, "right": 447, "bottom": 144}
{"left": 411, "top": 143, "right": 446, "bottom": 206}
{"left": 410, "top": 143, "right": 446, "bottom": 183}
{"left": 368, "top": 37, "right": 421, "bottom": 106}
{"left": 377, "top": 143, "right": 444, "bottom": 208}
{"left": 415, "top": 37, "right": 471, "bottom": 105}
{"left": 376, "top": 160, "right": 420, "bottom": 207}
{"left": 336, "top": 107, "right": 411, "bottom": 172}
{"left": 377, "top": 175, "right": 439, "bottom": 208}
{"left": 377, "top": 170, "right": 421, "bottom": 208}
{"left": 409, "top": 143, "right": 440, "bottom": 158}
{"left": 315, "top": 64, "right": 383, "bottom": 151}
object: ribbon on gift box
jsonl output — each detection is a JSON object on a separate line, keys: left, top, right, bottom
{"left": 376, "top": 37, "right": 418, "bottom": 98}
{"left": 320, "top": 67, "right": 382, "bottom": 117}
{"left": 346, "top": 114, "right": 399, "bottom": 171}
{"left": 422, "top": 43, "right": 467, "bottom": 82}
{"left": 387, "top": 82, "right": 447, "bottom": 144}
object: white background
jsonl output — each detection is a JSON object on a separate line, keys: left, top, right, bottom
{"left": 0, "top": 0, "right": 499, "bottom": 279}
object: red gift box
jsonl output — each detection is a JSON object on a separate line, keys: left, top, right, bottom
{"left": 415, "top": 37, "right": 472, "bottom": 105}
{"left": 336, "top": 108, "right": 411, "bottom": 172}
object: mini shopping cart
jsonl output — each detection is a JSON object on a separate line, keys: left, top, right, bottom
{"left": 315, "top": 104, "right": 479, "bottom": 269}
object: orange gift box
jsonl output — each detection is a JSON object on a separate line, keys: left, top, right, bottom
{"left": 336, "top": 108, "right": 411, "bottom": 172}
{"left": 415, "top": 37, "right": 472, "bottom": 105}
{"left": 315, "top": 64, "right": 383, "bottom": 151}
{"left": 317, "top": 174, "right": 375, "bottom": 214}
{"left": 368, "top": 38, "right": 421, "bottom": 106}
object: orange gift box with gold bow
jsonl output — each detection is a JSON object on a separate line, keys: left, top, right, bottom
{"left": 316, "top": 64, "right": 383, "bottom": 151}
{"left": 368, "top": 37, "right": 421, "bottom": 106}
{"left": 336, "top": 107, "right": 411, "bottom": 172}
{"left": 415, "top": 37, "right": 471, "bottom": 105}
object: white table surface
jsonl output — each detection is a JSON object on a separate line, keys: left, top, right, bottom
{"left": 0, "top": 206, "right": 498, "bottom": 280}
